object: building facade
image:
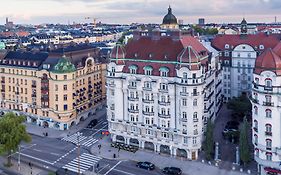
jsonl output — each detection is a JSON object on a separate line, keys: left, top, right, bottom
{"left": 0, "top": 47, "right": 106, "bottom": 130}
{"left": 212, "top": 33, "right": 281, "bottom": 101}
{"left": 106, "top": 29, "right": 223, "bottom": 160}
{"left": 252, "top": 43, "right": 281, "bottom": 175}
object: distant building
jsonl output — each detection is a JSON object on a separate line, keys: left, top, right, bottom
{"left": 198, "top": 18, "right": 205, "bottom": 25}
{"left": 178, "top": 19, "right": 184, "bottom": 25}
{"left": 5, "top": 17, "right": 14, "bottom": 29}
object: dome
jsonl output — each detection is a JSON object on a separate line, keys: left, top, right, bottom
{"left": 110, "top": 44, "right": 126, "bottom": 65}
{"left": 162, "top": 6, "right": 178, "bottom": 25}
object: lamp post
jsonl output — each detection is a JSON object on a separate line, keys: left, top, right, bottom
{"left": 18, "top": 145, "right": 21, "bottom": 171}
{"left": 77, "top": 132, "right": 81, "bottom": 175}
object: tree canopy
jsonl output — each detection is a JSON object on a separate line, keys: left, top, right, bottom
{"left": 204, "top": 118, "right": 214, "bottom": 160}
{"left": 0, "top": 112, "right": 31, "bottom": 166}
{"left": 227, "top": 95, "right": 252, "bottom": 115}
{"left": 239, "top": 117, "right": 251, "bottom": 165}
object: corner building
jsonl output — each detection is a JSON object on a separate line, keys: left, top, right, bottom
{"left": 106, "top": 29, "right": 223, "bottom": 160}
{"left": 0, "top": 48, "right": 106, "bottom": 130}
{"left": 252, "top": 42, "right": 281, "bottom": 175}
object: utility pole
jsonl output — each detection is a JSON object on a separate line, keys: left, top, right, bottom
{"left": 77, "top": 132, "right": 81, "bottom": 175}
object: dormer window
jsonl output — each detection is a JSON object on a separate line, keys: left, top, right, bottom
{"left": 159, "top": 67, "right": 169, "bottom": 77}
{"left": 265, "top": 79, "right": 272, "bottom": 87}
{"left": 134, "top": 53, "right": 138, "bottom": 58}
{"left": 225, "top": 44, "right": 230, "bottom": 49}
{"left": 183, "top": 72, "right": 188, "bottom": 79}
{"left": 259, "top": 45, "right": 264, "bottom": 50}
{"left": 129, "top": 65, "right": 138, "bottom": 74}
{"left": 33, "top": 62, "right": 37, "bottom": 66}
{"left": 225, "top": 51, "right": 229, "bottom": 57}
{"left": 23, "top": 61, "right": 26, "bottom": 66}
{"left": 144, "top": 66, "right": 153, "bottom": 76}
{"left": 149, "top": 53, "right": 153, "bottom": 58}
{"left": 164, "top": 54, "right": 168, "bottom": 59}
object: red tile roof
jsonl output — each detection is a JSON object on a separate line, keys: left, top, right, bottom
{"left": 110, "top": 44, "right": 126, "bottom": 65}
{"left": 211, "top": 33, "right": 281, "bottom": 51}
{"left": 254, "top": 47, "right": 281, "bottom": 75}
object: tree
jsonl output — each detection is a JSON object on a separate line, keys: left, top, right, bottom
{"left": 239, "top": 117, "right": 251, "bottom": 165}
{"left": 227, "top": 95, "right": 252, "bottom": 117}
{"left": 204, "top": 118, "right": 214, "bottom": 160}
{"left": 0, "top": 112, "right": 31, "bottom": 166}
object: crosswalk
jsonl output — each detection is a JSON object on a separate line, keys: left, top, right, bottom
{"left": 61, "top": 132, "right": 88, "bottom": 145}
{"left": 61, "top": 132, "right": 99, "bottom": 147}
{"left": 62, "top": 153, "right": 102, "bottom": 173}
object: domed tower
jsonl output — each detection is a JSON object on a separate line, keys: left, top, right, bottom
{"left": 251, "top": 44, "right": 281, "bottom": 175}
{"left": 161, "top": 6, "right": 179, "bottom": 30}
{"left": 240, "top": 18, "right": 248, "bottom": 35}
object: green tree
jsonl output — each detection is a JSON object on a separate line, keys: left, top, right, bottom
{"left": 204, "top": 118, "right": 214, "bottom": 160}
{"left": 0, "top": 112, "right": 31, "bottom": 166}
{"left": 227, "top": 95, "right": 252, "bottom": 117}
{"left": 239, "top": 117, "right": 251, "bottom": 165}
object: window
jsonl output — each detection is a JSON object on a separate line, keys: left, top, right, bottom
{"left": 55, "top": 85, "right": 58, "bottom": 91}
{"left": 193, "top": 112, "right": 198, "bottom": 122}
{"left": 55, "top": 94, "right": 58, "bottom": 101}
{"left": 225, "top": 44, "right": 229, "bottom": 49}
{"left": 146, "top": 129, "right": 153, "bottom": 135}
{"left": 63, "top": 94, "right": 67, "bottom": 101}
{"left": 129, "top": 81, "right": 137, "bottom": 88}
{"left": 255, "top": 149, "right": 259, "bottom": 157}
{"left": 254, "top": 106, "right": 258, "bottom": 115}
{"left": 266, "top": 124, "right": 272, "bottom": 133}
{"left": 64, "top": 75, "right": 67, "bottom": 80}
{"left": 266, "top": 139, "right": 272, "bottom": 149}
{"left": 192, "top": 137, "right": 197, "bottom": 145}
{"left": 129, "top": 65, "right": 137, "bottom": 74}
{"left": 160, "top": 83, "right": 168, "bottom": 90}
{"left": 159, "top": 67, "right": 169, "bottom": 77}
{"left": 182, "top": 112, "right": 187, "bottom": 119}
{"left": 254, "top": 134, "right": 258, "bottom": 145}
{"left": 161, "top": 132, "right": 169, "bottom": 138}
{"left": 265, "top": 79, "right": 272, "bottom": 87}
{"left": 183, "top": 137, "right": 188, "bottom": 144}
{"left": 144, "top": 81, "right": 151, "bottom": 89}
{"left": 182, "top": 98, "right": 187, "bottom": 106}
{"left": 63, "top": 85, "right": 67, "bottom": 91}
{"left": 144, "top": 66, "right": 153, "bottom": 75}
{"left": 225, "top": 51, "right": 229, "bottom": 57}
{"left": 259, "top": 45, "right": 264, "bottom": 50}
{"left": 64, "top": 104, "right": 68, "bottom": 111}
{"left": 183, "top": 72, "right": 188, "bottom": 79}
{"left": 266, "top": 153, "right": 272, "bottom": 161}
{"left": 182, "top": 87, "right": 187, "bottom": 93}
{"left": 193, "top": 99, "right": 197, "bottom": 106}
{"left": 266, "top": 109, "right": 272, "bottom": 118}
{"left": 254, "top": 120, "right": 258, "bottom": 131}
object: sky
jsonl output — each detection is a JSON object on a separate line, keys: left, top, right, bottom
{"left": 0, "top": 0, "right": 281, "bottom": 25}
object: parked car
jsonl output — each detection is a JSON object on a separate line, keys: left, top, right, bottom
{"left": 136, "top": 161, "right": 155, "bottom": 170}
{"left": 163, "top": 167, "right": 182, "bottom": 175}
{"left": 222, "top": 121, "right": 239, "bottom": 134}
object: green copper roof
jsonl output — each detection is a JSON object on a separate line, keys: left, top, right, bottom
{"left": 52, "top": 56, "right": 76, "bottom": 74}
{"left": 159, "top": 66, "right": 169, "bottom": 72}
{"left": 0, "top": 42, "right": 5, "bottom": 50}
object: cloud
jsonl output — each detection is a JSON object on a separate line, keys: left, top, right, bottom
{"left": 0, "top": 0, "right": 280, "bottom": 24}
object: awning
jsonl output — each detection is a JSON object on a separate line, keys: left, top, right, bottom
{"left": 264, "top": 167, "right": 281, "bottom": 174}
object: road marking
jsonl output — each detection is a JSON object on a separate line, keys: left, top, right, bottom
{"left": 50, "top": 152, "right": 60, "bottom": 156}
{"left": 33, "top": 149, "right": 42, "bottom": 152}
{"left": 53, "top": 147, "right": 77, "bottom": 164}
{"left": 10, "top": 144, "right": 37, "bottom": 157}
{"left": 20, "top": 153, "right": 54, "bottom": 165}
{"left": 91, "top": 124, "right": 108, "bottom": 137}
{"left": 104, "top": 161, "right": 122, "bottom": 175}
{"left": 98, "top": 164, "right": 110, "bottom": 173}
{"left": 113, "top": 169, "right": 136, "bottom": 175}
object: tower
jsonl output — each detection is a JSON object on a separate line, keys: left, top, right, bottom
{"left": 240, "top": 18, "right": 248, "bottom": 35}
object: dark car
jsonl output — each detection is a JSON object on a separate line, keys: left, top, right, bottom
{"left": 136, "top": 161, "right": 155, "bottom": 170}
{"left": 163, "top": 167, "right": 182, "bottom": 175}
{"left": 223, "top": 121, "right": 239, "bottom": 134}
{"left": 87, "top": 119, "right": 98, "bottom": 128}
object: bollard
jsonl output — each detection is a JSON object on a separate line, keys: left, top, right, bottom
{"left": 247, "top": 170, "right": 251, "bottom": 174}
{"left": 208, "top": 161, "right": 211, "bottom": 165}
{"left": 240, "top": 168, "right": 243, "bottom": 172}
{"left": 202, "top": 160, "right": 205, "bottom": 163}
{"left": 232, "top": 166, "right": 235, "bottom": 171}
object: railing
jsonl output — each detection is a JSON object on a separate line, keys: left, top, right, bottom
{"left": 193, "top": 118, "right": 199, "bottom": 122}
{"left": 143, "top": 111, "right": 154, "bottom": 116}
{"left": 142, "top": 87, "right": 152, "bottom": 91}
{"left": 158, "top": 89, "right": 168, "bottom": 93}
{"left": 264, "top": 86, "right": 273, "bottom": 91}
{"left": 128, "top": 97, "right": 139, "bottom": 101}
{"left": 128, "top": 109, "right": 139, "bottom": 113}
{"left": 263, "top": 102, "right": 274, "bottom": 106}
{"left": 31, "top": 84, "right": 36, "bottom": 88}
{"left": 192, "top": 92, "right": 199, "bottom": 96}
{"left": 265, "top": 131, "right": 272, "bottom": 136}
{"left": 180, "top": 92, "right": 187, "bottom": 96}
{"left": 128, "top": 85, "right": 137, "bottom": 89}
{"left": 158, "top": 113, "right": 171, "bottom": 118}
{"left": 158, "top": 101, "right": 170, "bottom": 106}
{"left": 181, "top": 118, "right": 187, "bottom": 122}
{"left": 142, "top": 99, "right": 154, "bottom": 104}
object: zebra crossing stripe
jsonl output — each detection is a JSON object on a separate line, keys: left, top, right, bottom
{"left": 63, "top": 165, "right": 86, "bottom": 172}
{"left": 82, "top": 138, "right": 99, "bottom": 147}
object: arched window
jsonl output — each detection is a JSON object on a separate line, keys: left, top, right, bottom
{"left": 266, "top": 152, "right": 272, "bottom": 161}
{"left": 265, "top": 109, "right": 272, "bottom": 118}
{"left": 143, "top": 66, "right": 153, "bottom": 75}
{"left": 159, "top": 67, "right": 169, "bottom": 77}
{"left": 265, "top": 124, "right": 272, "bottom": 136}
{"left": 266, "top": 139, "right": 272, "bottom": 149}
{"left": 265, "top": 78, "right": 272, "bottom": 91}
{"left": 183, "top": 72, "right": 188, "bottom": 79}
{"left": 254, "top": 134, "right": 258, "bottom": 145}
{"left": 254, "top": 106, "right": 258, "bottom": 115}
{"left": 253, "top": 120, "right": 258, "bottom": 132}
{"left": 129, "top": 65, "right": 138, "bottom": 74}
{"left": 255, "top": 78, "right": 259, "bottom": 84}
{"left": 255, "top": 148, "right": 259, "bottom": 157}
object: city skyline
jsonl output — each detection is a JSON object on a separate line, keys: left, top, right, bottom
{"left": 0, "top": 0, "right": 281, "bottom": 25}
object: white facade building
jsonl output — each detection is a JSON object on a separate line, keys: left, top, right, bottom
{"left": 106, "top": 30, "right": 223, "bottom": 160}
{"left": 252, "top": 43, "right": 281, "bottom": 175}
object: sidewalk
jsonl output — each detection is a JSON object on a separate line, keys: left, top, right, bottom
{"left": 90, "top": 137, "right": 253, "bottom": 175}
{"left": 25, "top": 107, "right": 106, "bottom": 139}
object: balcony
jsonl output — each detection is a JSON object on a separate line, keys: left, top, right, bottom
{"left": 31, "top": 94, "right": 36, "bottom": 98}
{"left": 158, "top": 101, "right": 170, "bottom": 106}
{"left": 264, "top": 86, "right": 273, "bottom": 91}
{"left": 181, "top": 118, "right": 187, "bottom": 122}
{"left": 142, "top": 99, "right": 154, "bottom": 104}
{"left": 128, "top": 97, "right": 139, "bottom": 101}
{"left": 142, "top": 87, "right": 152, "bottom": 91}
{"left": 265, "top": 131, "right": 272, "bottom": 136}
{"left": 250, "top": 97, "right": 259, "bottom": 104}
{"left": 128, "top": 109, "right": 139, "bottom": 114}
{"left": 263, "top": 102, "right": 274, "bottom": 106}
{"left": 128, "top": 85, "right": 137, "bottom": 89}
{"left": 180, "top": 92, "right": 187, "bottom": 96}
{"left": 158, "top": 89, "right": 168, "bottom": 93}
{"left": 192, "top": 92, "right": 199, "bottom": 96}
{"left": 31, "top": 84, "right": 36, "bottom": 88}
{"left": 193, "top": 118, "right": 199, "bottom": 122}
{"left": 1, "top": 80, "right": 5, "bottom": 84}
{"left": 143, "top": 111, "right": 154, "bottom": 116}
{"left": 15, "top": 91, "right": 19, "bottom": 95}
{"left": 158, "top": 113, "right": 171, "bottom": 118}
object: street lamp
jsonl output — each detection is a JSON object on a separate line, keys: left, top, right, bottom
{"left": 18, "top": 145, "right": 21, "bottom": 171}
{"left": 77, "top": 132, "right": 82, "bottom": 175}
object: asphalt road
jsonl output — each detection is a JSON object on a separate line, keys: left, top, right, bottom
{"left": 14, "top": 112, "right": 166, "bottom": 175}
